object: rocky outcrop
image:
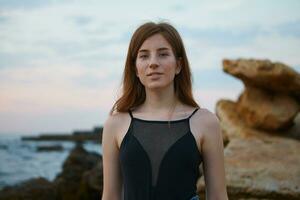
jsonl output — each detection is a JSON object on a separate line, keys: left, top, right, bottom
{"left": 196, "top": 59, "right": 300, "bottom": 200}
{"left": 0, "top": 144, "right": 103, "bottom": 200}
{"left": 78, "top": 162, "right": 103, "bottom": 199}
{"left": 36, "top": 144, "right": 64, "bottom": 152}
{"left": 223, "top": 59, "right": 300, "bottom": 131}
{"left": 236, "top": 85, "right": 299, "bottom": 131}
{"left": 218, "top": 100, "right": 300, "bottom": 199}
{"left": 21, "top": 126, "right": 103, "bottom": 143}
{"left": 197, "top": 101, "right": 300, "bottom": 200}
{"left": 0, "top": 178, "right": 57, "bottom": 200}
{"left": 222, "top": 59, "right": 300, "bottom": 100}
{"left": 54, "top": 143, "right": 102, "bottom": 200}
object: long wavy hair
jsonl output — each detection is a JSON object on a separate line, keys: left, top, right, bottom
{"left": 110, "top": 21, "right": 199, "bottom": 114}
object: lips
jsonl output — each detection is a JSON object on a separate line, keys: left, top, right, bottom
{"left": 147, "top": 72, "right": 163, "bottom": 76}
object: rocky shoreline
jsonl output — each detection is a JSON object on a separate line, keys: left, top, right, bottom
{"left": 0, "top": 58, "right": 299, "bottom": 200}
{"left": 21, "top": 126, "right": 103, "bottom": 143}
{"left": 0, "top": 143, "right": 103, "bottom": 200}
{"left": 197, "top": 59, "right": 300, "bottom": 200}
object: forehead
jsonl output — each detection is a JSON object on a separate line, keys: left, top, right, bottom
{"left": 139, "top": 33, "right": 172, "bottom": 51}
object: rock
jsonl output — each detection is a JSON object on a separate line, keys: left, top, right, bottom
{"left": 216, "top": 99, "right": 300, "bottom": 140}
{"left": 36, "top": 144, "right": 64, "bottom": 152}
{"left": 0, "top": 142, "right": 103, "bottom": 200}
{"left": 222, "top": 59, "right": 300, "bottom": 100}
{"left": 197, "top": 99, "right": 300, "bottom": 200}
{"left": 283, "top": 113, "right": 300, "bottom": 140}
{"left": 21, "top": 126, "right": 102, "bottom": 143}
{"left": 22, "top": 132, "right": 101, "bottom": 143}
{"left": 224, "top": 137, "right": 300, "bottom": 200}
{"left": 236, "top": 85, "right": 299, "bottom": 131}
{"left": 0, "top": 177, "right": 57, "bottom": 200}
{"left": 54, "top": 143, "right": 102, "bottom": 200}
{"left": 78, "top": 161, "right": 103, "bottom": 200}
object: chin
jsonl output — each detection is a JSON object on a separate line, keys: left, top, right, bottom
{"left": 145, "top": 82, "right": 172, "bottom": 90}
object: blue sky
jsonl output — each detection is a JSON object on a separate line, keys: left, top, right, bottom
{"left": 0, "top": 0, "right": 299, "bottom": 134}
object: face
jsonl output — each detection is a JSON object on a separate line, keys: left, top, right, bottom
{"left": 135, "top": 33, "right": 181, "bottom": 90}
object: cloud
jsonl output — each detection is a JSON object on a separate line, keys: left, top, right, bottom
{"left": 276, "top": 20, "right": 300, "bottom": 37}
{"left": 0, "top": 0, "right": 49, "bottom": 10}
{"left": 0, "top": 62, "right": 123, "bottom": 134}
{"left": 0, "top": 64, "right": 121, "bottom": 114}
{"left": 0, "top": 0, "right": 299, "bottom": 133}
{"left": 184, "top": 30, "right": 300, "bottom": 71}
{"left": 71, "top": 15, "right": 93, "bottom": 26}
{"left": 176, "top": 0, "right": 300, "bottom": 30}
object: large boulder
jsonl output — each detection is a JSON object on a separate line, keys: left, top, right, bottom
{"left": 197, "top": 100, "right": 300, "bottom": 200}
{"left": 54, "top": 143, "right": 102, "bottom": 200}
{"left": 78, "top": 162, "right": 103, "bottom": 200}
{"left": 236, "top": 85, "right": 299, "bottom": 131}
{"left": 0, "top": 178, "right": 57, "bottom": 200}
{"left": 222, "top": 59, "right": 300, "bottom": 100}
{"left": 216, "top": 99, "right": 300, "bottom": 140}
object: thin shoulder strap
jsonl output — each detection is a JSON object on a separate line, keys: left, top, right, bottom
{"left": 188, "top": 108, "right": 199, "bottom": 119}
{"left": 128, "top": 109, "right": 134, "bottom": 119}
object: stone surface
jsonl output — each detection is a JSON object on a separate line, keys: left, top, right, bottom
{"left": 216, "top": 99, "right": 300, "bottom": 140}
{"left": 78, "top": 162, "right": 103, "bottom": 199}
{"left": 197, "top": 99, "right": 300, "bottom": 200}
{"left": 0, "top": 178, "right": 57, "bottom": 200}
{"left": 54, "top": 143, "right": 102, "bottom": 200}
{"left": 236, "top": 85, "right": 299, "bottom": 131}
{"left": 222, "top": 59, "right": 300, "bottom": 100}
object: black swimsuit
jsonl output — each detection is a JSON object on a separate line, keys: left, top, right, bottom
{"left": 119, "top": 108, "right": 203, "bottom": 200}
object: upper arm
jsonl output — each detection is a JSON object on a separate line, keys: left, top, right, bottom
{"left": 200, "top": 111, "right": 228, "bottom": 200}
{"left": 101, "top": 115, "right": 123, "bottom": 200}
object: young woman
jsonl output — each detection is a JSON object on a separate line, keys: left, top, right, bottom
{"left": 101, "top": 21, "right": 228, "bottom": 200}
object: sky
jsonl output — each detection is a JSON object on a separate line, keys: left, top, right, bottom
{"left": 0, "top": 0, "right": 300, "bottom": 135}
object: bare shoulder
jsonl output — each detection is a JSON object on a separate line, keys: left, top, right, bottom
{"left": 103, "top": 111, "right": 131, "bottom": 134}
{"left": 198, "top": 108, "right": 220, "bottom": 128}
{"left": 104, "top": 111, "right": 129, "bottom": 129}
{"left": 103, "top": 111, "right": 132, "bottom": 148}
{"left": 190, "top": 108, "right": 221, "bottom": 146}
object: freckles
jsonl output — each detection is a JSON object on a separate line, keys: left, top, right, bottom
{"left": 135, "top": 66, "right": 146, "bottom": 80}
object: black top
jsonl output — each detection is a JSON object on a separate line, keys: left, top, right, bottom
{"left": 119, "top": 108, "right": 203, "bottom": 200}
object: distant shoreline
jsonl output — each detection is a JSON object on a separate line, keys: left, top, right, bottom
{"left": 20, "top": 126, "right": 103, "bottom": 143}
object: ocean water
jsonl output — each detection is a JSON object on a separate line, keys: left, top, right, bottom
{"left": 0, "top": 134, "right": 102, "bottom": 189}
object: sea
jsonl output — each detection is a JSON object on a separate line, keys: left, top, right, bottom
{"left": 0, "top": 134, "right": 102, "bottom": 189}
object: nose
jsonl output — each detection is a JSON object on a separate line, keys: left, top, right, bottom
{"left": 149, "top": 55, "right": 159, "bottom": 69}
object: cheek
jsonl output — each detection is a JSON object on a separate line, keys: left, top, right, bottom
{"left": 165, "top": 62, "right": 177, "bottom": 75}
{"left": 164, "top": 58, "right": 177, "bottom": 70}
{"left": 135, "top": 65, "right": 147, "bottom": 84}
{"left": 135, "top": 59, "right": 146, "bottom": 73}
{"left": 135, "top": 64, "right": 145, "bottom": 76}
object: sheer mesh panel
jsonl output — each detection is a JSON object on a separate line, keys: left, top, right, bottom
{"left": 131, "top": 120, "right": 190, "bottom": 187}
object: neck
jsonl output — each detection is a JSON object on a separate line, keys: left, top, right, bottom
{"left": 142, "top": 86, "right": 178, "bottom": 113}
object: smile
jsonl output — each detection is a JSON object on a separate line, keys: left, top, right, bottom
{"left": 147, "top": 72, "right": 163, "bottom": 76}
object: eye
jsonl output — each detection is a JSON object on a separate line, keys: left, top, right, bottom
{"left": 159, "top": 53, "right": 169, "bottom": 57}
{"left": 139, "top": 54, "right": 148, "bottom": 59}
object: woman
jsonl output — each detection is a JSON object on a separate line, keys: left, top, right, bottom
{"left": 101, "top": 21, "right": 228, "bottom": 200}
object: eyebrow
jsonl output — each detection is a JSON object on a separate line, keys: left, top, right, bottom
{"left": 138, "top": 47, "right": 171, "bottom": 53}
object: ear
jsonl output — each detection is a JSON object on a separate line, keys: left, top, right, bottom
{"left": 176, "top": 57, "right": 182, "bottom": 75}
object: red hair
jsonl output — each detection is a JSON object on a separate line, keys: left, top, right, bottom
{"left": 110, "top": 22, "right": 199, "bottom": 114}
